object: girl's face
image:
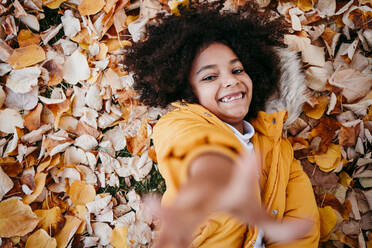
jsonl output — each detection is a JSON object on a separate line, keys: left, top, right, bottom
{"left": 189, "top": 42, "right": 253, "bottom": 127}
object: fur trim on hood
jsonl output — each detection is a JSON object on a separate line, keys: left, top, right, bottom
{"left": 264, "top": 47, "right": 308, "bottom": 128}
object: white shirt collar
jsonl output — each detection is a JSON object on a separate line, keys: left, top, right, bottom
{"left": 225, "top": 120, "right": 255, "bottom": 144}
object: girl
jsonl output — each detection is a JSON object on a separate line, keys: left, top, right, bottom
{"left": 125, "top": 2, "right": 320, "bottom": 247}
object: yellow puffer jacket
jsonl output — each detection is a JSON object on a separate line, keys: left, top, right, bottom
{"left": 153, "top": 102, "right": 320, "bottom": 248}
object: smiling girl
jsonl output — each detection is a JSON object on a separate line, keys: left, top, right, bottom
{"left": 125, "top": 2, "right": 320, "bottom": 247}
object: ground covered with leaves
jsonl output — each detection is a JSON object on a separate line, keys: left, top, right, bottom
{"left": 0, "top": 0, "right": 371, "bottom": 247}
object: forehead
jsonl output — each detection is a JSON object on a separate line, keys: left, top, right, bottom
{"left": 192, "top": 42, "right": 239, "bottom": 68}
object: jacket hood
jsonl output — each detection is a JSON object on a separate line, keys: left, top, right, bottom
{"left": 264, "top": 47, "right": 308, "bottom": 128}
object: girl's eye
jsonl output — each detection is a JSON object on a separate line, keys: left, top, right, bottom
{"left": 233, "top": 69, "right": 244, "bottom": 74}
{"left": 202, "top": 75, "right": 216, "bottom": 81}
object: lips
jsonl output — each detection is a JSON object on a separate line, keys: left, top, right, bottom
{"left": 219, "top": 92, "right": 245, "bottom": 103}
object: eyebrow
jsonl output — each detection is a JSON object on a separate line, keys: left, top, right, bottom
{"left": 196, "top": 58, "right": 241, "bottom": 75}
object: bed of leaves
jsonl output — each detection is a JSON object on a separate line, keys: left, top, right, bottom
{"left": 0, "top": 0, "right": 370, "bottom": 247}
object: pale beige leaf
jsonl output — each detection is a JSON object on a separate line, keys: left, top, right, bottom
{"left": 40, "top": 24, "right": 63, "bottom": 45}
{"left": 93, "top": 222, "right": 112, "bottom": 246}
{"left": 5, "top": 86, "right": 38, "bottom": 110}
{"left": 21, "top": 124, "right": 52, "bottom": 144}
{"left": 305, "top": 62, "right": 333, "bottom": 91}
{"left": 0, "top": 39, "right": 14, "bottom": 62}
{"left": 61, "top": 10, "right": 81, "bottom": 38}
{"left": 6, "top": 66, "right": 40, "bottom": 94}
{"left": 0, "top": 198, "right": 39, "bottom": 237}
{"left": 19, "top": 14, "right": 40, "bottom": 32}
{"left": 86, "top": 84, "right": 102, "bottom": 111}
{"left": 63, "top": 50, "right": 90, "bottom": 85}
{"left": 0, "top": 108, "right": 24, "bottom": 133}
{"left": 0, "top": 166, "right": 13, "bottom": 201}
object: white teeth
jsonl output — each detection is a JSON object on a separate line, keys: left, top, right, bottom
{"left": 220, "top": 93, "right": 243, "bottom": 103}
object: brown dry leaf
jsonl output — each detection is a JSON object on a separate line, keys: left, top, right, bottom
{"left": 303, "top": 95, "right": 329, "bottom": 119}
{"left": 25, "top": 228, "right": 57, "bottom": 248}
{"left": 67, "top": 180, "right": 96, "bottom": 205}
{"left": 321, "top": 27, "right": 341, "bottom": 57}
{"left": 43, "top": 60, "right": 64, "bottom": 86}
{"left": 343, "top": 5, "right": 372, "bottom": 30}
{"left": 24, "top": 103, "right": 43, "bottom": 131}
{"left": 34, "top": 206, "right": 64, "bottom": 236}
{"left": 0, "top": 198, "right": 39, "bottom": 237}
{"left": 339, "top": 124, "right": 360, "bottom": 146}
{"left": 7, "top": 44, "right": 46, "bottom": 69}
{"left": 310, "top": 144, "right": 341, "bottom": 172}
{"left": 308, "top": 116, "right": 341, "bottom": 152}
{"left": 17, "top": 29, "right": 41, "bottom": 47}
{"left": 78, "top": 0, "right": 106, "bottom": 16}
{"left": 54, "top": 215, "right": 81, "bottom": 248}
{"left": 0, "top": 157, "right": 22, "bottom": 177}
{"left": 22, "top": 172, "right": 47, "bottom": 204}
{"left": 110, "top": 226, "right": 130, "bottom": 248}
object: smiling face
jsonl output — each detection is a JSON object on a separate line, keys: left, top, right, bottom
{"left": 189, "top": 42, "right": 253, "bottom": 131}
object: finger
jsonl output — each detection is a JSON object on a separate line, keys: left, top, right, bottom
{"left": 262, "top": 218, "right": 313, "bottom": 243}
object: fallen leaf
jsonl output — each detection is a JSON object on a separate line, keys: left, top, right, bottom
{"left": 0, "top": 166, "right": 14, "bottom": 201}
{"left": 54, "top": 215, "right": 81, "bottom": 248}
{"left": 92, "top": 222, "right": 112, "bottom": 246}
{"left": 25, "top": 229, "right": 57, "bottom": 248}
{"left": 0, "top": 108, "right": 24, "bottom": 133}
{"left": 63, "top": 50, "right": 90, "bottom": 85}
{"left": 0, "top": 198, "right": 39, "bottom": 237}
{"left": 308, "top": 116, "right": 341, "bottom": 152}
{"left": 329, "top": 69, "right": 372, "bottom": 103}
{"left": 319, "top": 206, "right": 338, "bottom": 241}
{"left": 22, "top": 172, "right": 47, "bottom": 204}
{"left": 34, "top": 206, "right": 64, "bottom": 236}
{"left": 6, "top": 66, "right": 41, "bottom": 94}
{"left": 339, "top": 124, "right": 360, "bottom": 146}
{"left": 5, "top": 86, "right": 39, "bottom": 110}
{"left": 78, "top": 0, "right": 106, "bottom": 16}
{"left": 7, "top": 44, "right": 46, "bottom": 69}
{"left": 17, "top": 29, "right": 41, "bottom": 47}
{"left": 24, "top": 103, "right": 43, "bottom": 131}
{"left": 110, "top": 226, "right": 130, "bottom": 248}
{"left": 303, "top": 95, "right": 329, "bottom": 119}
{"left": 67, "top": 180, "right": 96, "bottom": 205}
{"left": 310, "top": 144, "right": 341, "bottom": 172}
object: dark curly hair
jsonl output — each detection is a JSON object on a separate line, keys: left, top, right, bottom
{"left": 125, "top": 1, "right": 289, "bottom": 120}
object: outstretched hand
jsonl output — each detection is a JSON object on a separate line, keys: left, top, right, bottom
{"left": 144, "top": 152, "right": 312, "bottom": 248}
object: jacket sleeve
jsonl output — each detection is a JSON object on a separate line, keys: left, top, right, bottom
{"left": 268, "top": 158, "right": 320, "bottom": 248}
{"left": 152, "top": 109, "right": 243, "bottom": 205}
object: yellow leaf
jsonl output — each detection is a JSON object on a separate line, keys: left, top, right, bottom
{"left": 43, "top": 0, "right": 67, "bottom": 9}
{"left": 34, "top": 207, "right": 64, "bottom": 236}
{"left": 54, "top": 215, "right": 81, "bottom": 248}
{"left": 78, "top": 0, "right": 106, "bottom": 16}
{"left": 23, "top": 172, "right": 47, "bottom": 204}
{"left": 126, "top": 15, "right": 139, "bottom": 26}
{"left": 313, "top": 144, "right": 341, "bottom": 172}
{"left": 339, "top": 171, "right": 352, "bottom": 188}
{"left": 17, "top": 30, "right": 41, "bottom": 47}
{"left": 303, "top": 95, "right": 329, "bottom": 119}
{"left": 7, "top": 44, "right": 46, "bottom": 69}
{"left": 70, "top": 205, "right": 87, "bottom": 234}
{"left": 0, "top": 198, "right": 39, "bottom": 237}
{"left": 104, "top": 39, "right": 132, "bottom": 53}
{"left": 168, "top": 0, "right": 189, "bottom": 15}
{"left": 110, "top": 226, "right": 130, "bottom": 248}
{"left": 67, "top": 180, "right": 96, "bottom": 205}
{"left": 25, "top": 229, "right": 57, "bottom": 248}
{"left": 319, "top": 206, "right": 337, "bottom": 241}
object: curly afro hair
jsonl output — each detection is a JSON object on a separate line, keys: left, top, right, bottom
{"left": 125, "top": 1, "right": 290, "bottom": 120}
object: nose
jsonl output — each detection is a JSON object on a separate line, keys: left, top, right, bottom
{"left": 223, "top": 77, "right": 239, "bottom": 88}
